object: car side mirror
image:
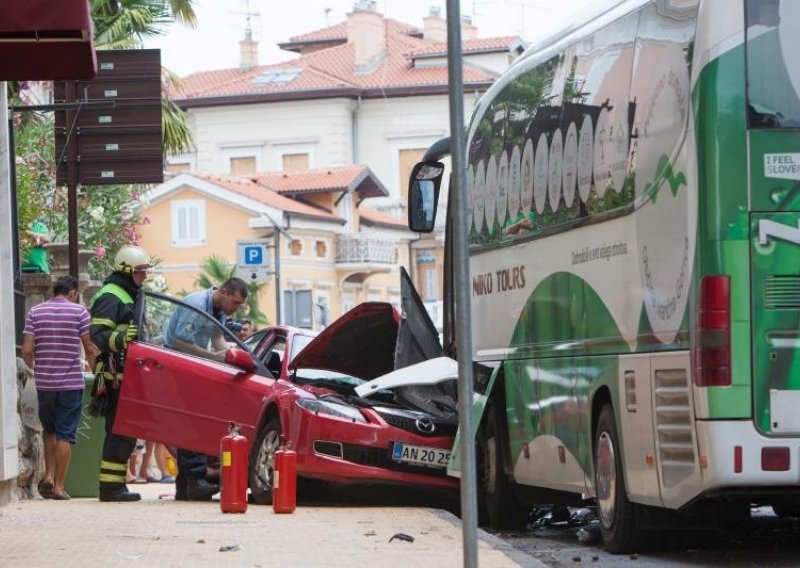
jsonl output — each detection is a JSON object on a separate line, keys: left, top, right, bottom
{"left": 225, "top": 347, "right": 257, "bottom": 372}
{"left": 407, "top": 161, "right": 444, "bottom": 233}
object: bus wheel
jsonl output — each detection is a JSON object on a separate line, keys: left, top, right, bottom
{"left": 477, "top": 402, "right": 530, "bottom": 529}
{"left": 249, "top": 417, "right": 281, "bottom": 505}
{"left": 594, "top": 404, "right": 640, "bottom": 553}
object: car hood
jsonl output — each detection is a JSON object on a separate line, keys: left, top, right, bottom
{"left": 289, "top": 302, "right": 399, "bottom": 380}
{"left": 355, "top": 356, "right": 458, "bottom": 397}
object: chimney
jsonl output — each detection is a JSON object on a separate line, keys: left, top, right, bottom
{"left": 240, "top": 31, "right": 258, "bottom": 68}
{"left": 423, "top": 6, "right": 447, "bottom": 44}
{"left": 347, "top": 0, "right": 386, "bottom": 69}
{"left": 461, "top": 15, "right": 478, "bottom": 40}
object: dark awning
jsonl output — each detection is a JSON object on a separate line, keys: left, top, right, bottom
{"left": 0, "top": 0, "right": 96, "bottom": 80}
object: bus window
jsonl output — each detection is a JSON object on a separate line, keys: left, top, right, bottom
{"left": 746, "top": 0, "right": 800, "bottom": 128}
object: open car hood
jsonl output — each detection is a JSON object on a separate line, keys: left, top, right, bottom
{"left": 289, "top": 302, "right": 399, "bottom": 380}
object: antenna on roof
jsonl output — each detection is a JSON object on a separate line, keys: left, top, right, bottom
{"left": 324, "top": 7, "right": 332, "bottom": 26}
{"left": 230, "top": 0, "right": 261, "bottom": 40}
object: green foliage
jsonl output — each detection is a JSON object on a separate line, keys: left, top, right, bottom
{"left": 196, "top": 255, "right": 270, "bottom": 326}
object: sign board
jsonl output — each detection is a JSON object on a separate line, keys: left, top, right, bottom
{"left": 54, "top": 49, "right": 163, "bottom": 186}
{"left": 236, "top": 239, "right": 272, "bottom": 283}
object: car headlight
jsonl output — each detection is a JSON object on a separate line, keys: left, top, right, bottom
{"left": 296, "top": 398, "right": 367, "bottom": 423}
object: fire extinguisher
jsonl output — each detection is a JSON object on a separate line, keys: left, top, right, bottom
{"left": 273, "top": 436, "right": 296, "bottom": 514}
{"left": 220, "top": 423, "right": 248, "bottom": 514}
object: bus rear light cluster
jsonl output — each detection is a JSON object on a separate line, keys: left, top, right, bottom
{"left": 694, "top": 275, "right": 731, "bottom": 387}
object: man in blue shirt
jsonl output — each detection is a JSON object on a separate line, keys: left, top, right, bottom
{"left": 164, "top": 277, "right": 248, "bottom": 501}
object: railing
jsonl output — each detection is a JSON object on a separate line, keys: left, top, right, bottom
{"left": 335, "top": 234, "right": 396, "bottom": 265}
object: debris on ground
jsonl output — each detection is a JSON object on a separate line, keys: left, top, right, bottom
{"left": 389, "top": 533, "right": 415, "bottom": 543}
{"left": 219, "top": 544, "right": 241, "bottom": 552}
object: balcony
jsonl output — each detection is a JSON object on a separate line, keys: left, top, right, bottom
{"left": 335, "top": 234, "right": 396, "bottom": 274}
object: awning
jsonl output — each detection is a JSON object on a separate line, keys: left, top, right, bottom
{"left": 0, "top": 0, "right": 97, "bottom": 80}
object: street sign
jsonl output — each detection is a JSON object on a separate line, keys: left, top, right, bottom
{"left": 236, "top": 239, "right": 272, "bottom": 283}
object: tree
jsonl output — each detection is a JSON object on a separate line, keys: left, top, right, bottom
{"left": 196, "top": 255, "right": 269, "bottom": 326}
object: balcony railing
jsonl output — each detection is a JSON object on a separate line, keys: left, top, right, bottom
{"left": 335, "top": 234, "right": 396, "bottom": 265}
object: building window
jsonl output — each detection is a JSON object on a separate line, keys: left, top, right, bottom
{"left": 282, "top": 153, "right": 309, "bottom": 172}
{"left": 425, "top": 267, "right": 438, "bottom": 301}
{"left": 284, "top": 289, "right": 312, "bottom": 328}
{"left": 399, "top": 148, "right": 427, "bottom": 201}
{"left": 315, "top": 240, "right": 327, "bottom": 258}
{"left": 342, "top": 293, "right": 356, "bottom": 313}
{"left": 171, "top": 199, "right": 206, "bottom": 246}
{"left": 290, "top": 239, "right": 303, "bottom": 256}
{"left": 230, "top": 156, "right": 256, "bottom": 175}
{"left": 340, "top": 193, "right": 354, "bottom": 233}
{"left": 166, "top": 162, "right": 190, "bottom": 175}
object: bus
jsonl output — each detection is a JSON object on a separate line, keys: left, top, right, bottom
{"left": 406, "top": 0, "right": 800, "bottom": 553}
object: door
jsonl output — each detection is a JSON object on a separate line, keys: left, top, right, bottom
{"left": 114, "top": 292, "right": 271, "bottom": 454}
{"left": 751, "top": 212, "right": 800, "bottom": 435}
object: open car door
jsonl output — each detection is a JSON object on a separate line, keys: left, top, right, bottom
{"left": 114, "top": 291, "right": 269, "bottom": 455}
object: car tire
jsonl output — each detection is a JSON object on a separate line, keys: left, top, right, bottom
{"left": 249, "top": 417, "right": 281, "bottom": 505}
{"left": 594, "top": 404, "right": 646, "bottom": 553}
{"left": 477, "top": 401, "right": 530, "bottom": 529}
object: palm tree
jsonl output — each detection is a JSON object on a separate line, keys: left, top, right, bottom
{"left": 196, "top": 255, "right": 269, "bottom": 326}
{"left": 90, "top": 0, "right": 197, "bottom": 155}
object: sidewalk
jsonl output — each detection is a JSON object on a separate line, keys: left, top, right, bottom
{"left": 0, "top": 483, "right": 543, "bottom": 567}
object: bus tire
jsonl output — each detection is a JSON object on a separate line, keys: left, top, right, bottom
{"left": 249, "top": 417, "right": 281, "bottom": 505}
{"left": 772, "top": 503, "right": 800, "bottom": 518}
{"left": 594, "top": 404, "right": 643, "bottom": 553}
{"left": 478, "top": 402, "right": 530, "bottom": 529}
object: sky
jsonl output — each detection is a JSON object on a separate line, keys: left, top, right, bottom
{"left": 145, "top": 0, "right": 597, "bottom": 77}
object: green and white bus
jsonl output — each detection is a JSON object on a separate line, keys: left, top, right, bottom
{"left": 407, "top": 0, "right": 800, "bottom": 553}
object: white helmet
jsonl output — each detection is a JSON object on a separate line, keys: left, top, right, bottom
{"left": 114, "top": 245, "right": 152, "bottom": 275}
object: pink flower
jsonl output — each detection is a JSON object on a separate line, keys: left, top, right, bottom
{"left": 95, "top": 245, "right": 106, "bottom": 259}
{"left": 142, "top": 216, "right": 151, "bottom": 225}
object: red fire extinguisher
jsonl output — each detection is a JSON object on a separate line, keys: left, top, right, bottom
{"left": 273, "top": 436, "right": 296, "bottom": 514}
{"left": 220, "top": 423, "right": 248, "bottom": 514}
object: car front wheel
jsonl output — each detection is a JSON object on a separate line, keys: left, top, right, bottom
{"left": 249, "top": 417, "right": 281, "bottom": 505}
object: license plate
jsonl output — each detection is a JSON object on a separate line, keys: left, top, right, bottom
{"left": 392, "top": 442, "right": 451, "bottom": 468}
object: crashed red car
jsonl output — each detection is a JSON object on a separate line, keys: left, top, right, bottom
{"left": 114, "top": 270, "right": 458, "bottom": 503}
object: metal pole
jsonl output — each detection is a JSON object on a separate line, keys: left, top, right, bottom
{"left": 65, "top": 82, "right": 79, "bottom": 280}
{"left": 274, "top": 230, "right": 281, "bottom": 325}
{"left": 445, "top": 2, "right": 478, "bottom": 567}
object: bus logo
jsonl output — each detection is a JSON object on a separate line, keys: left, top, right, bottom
{"left": 758, "top": 219, "right": 800, "bottom": 246}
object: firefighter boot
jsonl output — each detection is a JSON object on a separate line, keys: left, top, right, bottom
{"left": 186, "top": 477, "right": 220, "bottom": 501}
{"left": 99, "top": 482, "right": 141, "bottom": 502}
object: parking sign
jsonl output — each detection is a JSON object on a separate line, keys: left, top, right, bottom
{"left": 236, "top": 239, "right": 271, "bottom": 282}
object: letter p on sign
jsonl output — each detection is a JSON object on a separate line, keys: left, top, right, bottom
{"left": 245, "top": 246, "right": 263, "bottom": 265}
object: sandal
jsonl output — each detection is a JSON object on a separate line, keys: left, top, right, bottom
{"left": 51, "top": 491, "right": 71, "bottom": 500}
{"left": 37, "top": 479, "right": 53, "bottom": 499}
{"left": 131, "top": 477, "right": 148, "bottom": 484}
{"left": 146, "top": 475, "right": 161, "bottom": 483}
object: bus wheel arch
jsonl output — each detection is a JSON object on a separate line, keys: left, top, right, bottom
{"left": 477, "top": 379, "right": 530, "bottom": 529}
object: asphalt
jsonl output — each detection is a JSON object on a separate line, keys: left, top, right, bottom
{"left": 0, "top": 483, "right": 545, "bottom": 567}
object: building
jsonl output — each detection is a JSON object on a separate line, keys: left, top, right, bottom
{"left": 140, "top": 1, "right": 524, "bottom": 327}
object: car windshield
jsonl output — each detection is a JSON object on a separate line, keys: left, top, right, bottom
{"left": 290, "top": 334, "right": 315, "bottom": 361}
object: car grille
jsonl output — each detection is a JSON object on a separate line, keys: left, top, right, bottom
{"left": 340, "top": 443, "right": 450, "bottom": 478}
{"left": 378, "top": 413, "right": 458, "bottom": 438}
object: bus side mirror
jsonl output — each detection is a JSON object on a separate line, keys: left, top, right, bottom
{"left": 407, "top": 161, "right": 444, "bottom": 233}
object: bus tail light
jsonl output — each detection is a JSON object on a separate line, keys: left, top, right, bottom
{"left": 694, "top": 275, "right": 731, "bottom": 387}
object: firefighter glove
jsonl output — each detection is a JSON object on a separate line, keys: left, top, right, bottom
{"left": 123, "top": 323, "right": 138, "bottom": 348}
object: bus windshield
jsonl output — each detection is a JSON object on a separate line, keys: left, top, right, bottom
{"left": 746, "top": 0, "right": 800, "bottom": 128}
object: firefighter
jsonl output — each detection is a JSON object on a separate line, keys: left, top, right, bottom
{"left": 89, "top": 245, "right": 151, "bottom": 502}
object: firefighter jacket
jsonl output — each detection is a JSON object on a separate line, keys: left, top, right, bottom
{"left": 89, "top": 271, "right": 140, "bottom": 382}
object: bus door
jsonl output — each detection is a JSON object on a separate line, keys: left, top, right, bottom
{"left": 751, "top": 212, "right": 800, "bottom": 435}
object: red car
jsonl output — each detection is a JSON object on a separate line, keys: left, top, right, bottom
{"left": 114, "top": 270, "right": 458, "bottom": 503}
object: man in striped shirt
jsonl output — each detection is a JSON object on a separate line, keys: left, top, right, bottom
{"left": 22, "top": 275, "right": 95, "bottom": 500}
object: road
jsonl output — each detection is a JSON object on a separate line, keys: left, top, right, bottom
{"left": 487, "top": 506, "right": 800, "bottom": 567}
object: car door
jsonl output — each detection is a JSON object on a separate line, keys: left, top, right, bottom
{"left": 114, "top": 291, "right": 273, "bottom": 455}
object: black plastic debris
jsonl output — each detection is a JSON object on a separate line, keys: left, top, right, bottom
{"left": 389, "top": 533, "right": 414, "bottom": 543}
{"left": 219, "top": 544, "right": 241, "bottom": 552}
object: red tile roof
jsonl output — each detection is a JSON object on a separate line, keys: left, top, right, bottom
{"left": 251, "top": 165, "right": 387, "bottom": 199}
{"left": 359, "top": 206, "right": 406, "bottom": 229}
{"left": 172, "top": 16, "right": 513, "bottom": 104}
{"left": 193, "top": 173, "right": 340, "bottom": 221}
{"left": 407, "top": 36, "right": 524, "bottom": 58}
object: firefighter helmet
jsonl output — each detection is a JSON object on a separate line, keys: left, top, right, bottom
{"left": 114, "top": 245, "right": 152, "bottom": 275}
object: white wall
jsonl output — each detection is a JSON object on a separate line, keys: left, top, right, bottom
{"left": 0, "top": 86, "right": 19, "bottom": 482}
